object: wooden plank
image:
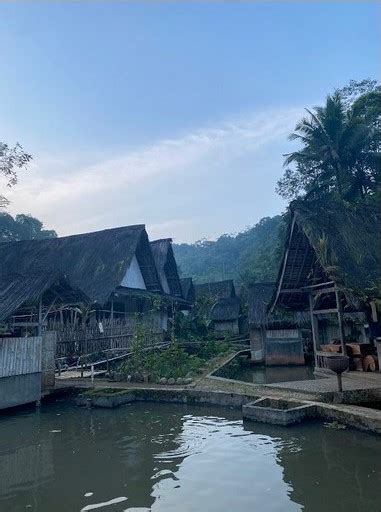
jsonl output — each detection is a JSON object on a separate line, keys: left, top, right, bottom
{"left": 302, "top": 281, "right": 334, "bottom": 290}
{"left": 313, "top": 308, "right": 339, "bottom": 315}
{"left": 335, "top": 290, "right": 346, "bottom": 355}
{"left": 309, "top": 293, "right": 319, "bottom": 368}
{"left": 0, "top": 337, "right": 42, "bottom": 378}
{"left": 271, "top": 217, "right": 296, "bottom": 311}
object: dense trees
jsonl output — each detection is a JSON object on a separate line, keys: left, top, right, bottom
{"left": 277, "top": 79, "right": 380, "bottom": 201}
{"left": 0, "top": 212, "right": 57, "bottom": 241}
{"left": 0, "top": 140, "right": 56, "bottom": 241}
{"left": 176, "top": 79, "right": 380, "bottom": 288}
{"left": 173, "top": 215, "right": 285, "bottom": 286}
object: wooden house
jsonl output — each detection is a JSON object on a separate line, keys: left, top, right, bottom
{"left": 150, "top": 239, "right": 183, "bottom": 299}
{"left": 248, "top": 283, "right": 309, "bottom": 365}
{"left": 271, "top": 199, "right": 381, "bottom": 371}
{"left": 194, "top": 279, "right": 236, "bottom": 300}
{"left": 210, "top": 297, "right": 242, "bottom": 335}
{"left": 0, "top": 225, "right": 173, "bottom": 356}
{"left": 150, "top": 238, "right": 191, "bottom": 316}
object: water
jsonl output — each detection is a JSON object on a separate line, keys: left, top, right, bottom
{"left": 0, "top": 401, "right": 380, "bottom": 512}
{"left": 216, "top": 357, "right": 316, "bottom": 384}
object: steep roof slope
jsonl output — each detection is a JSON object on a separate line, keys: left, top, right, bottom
{"left": 0, "top": 225, "right": 162, "bottom": 310}
{"left": 194, "top": 279, "right": 236, "bottom": 300}
{"left": 210, "top": 297, "right": 241, "bottom": 322}
{"left": 180, "top": 277, "right": 195, "bottom": 303}
{"left": 273, "top": 199, "right": 381, "bottom": 309}
{"left": 150, "top": 238, "right": 183, "bottom": 298}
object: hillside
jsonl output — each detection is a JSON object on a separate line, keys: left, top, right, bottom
{"left": 173, "top": 215, "right": 286, "bottom": 286}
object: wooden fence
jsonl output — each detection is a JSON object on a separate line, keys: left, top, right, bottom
{"left": 0, "top": 337, "right": 42, "bottom": 378}
{"left": 50, "top": 314, "right": 165, "bottom": 359}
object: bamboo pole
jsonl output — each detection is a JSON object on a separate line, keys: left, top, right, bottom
{"left": 309, "top": 293, "right": 319, "bottom": 368}
{"left": 335, "top": 290, "right": 346, "bottom": 355}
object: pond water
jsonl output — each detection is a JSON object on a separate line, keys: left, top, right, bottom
{"left": 215, "top": 357, "right": 316, "bottom": 385}
{"left": 0, "top": 401, "right": 380, "bottom": 512}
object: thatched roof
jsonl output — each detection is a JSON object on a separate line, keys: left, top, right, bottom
{"left": 248, "top": 283, "right": 275, "bottom": 327}
{"left": 150, "top": 239, "right": 183, "bottom": 298}
{"left": 180, "top": 277, "right": 195, "bottom": 304}
{"left": 210, "top": 297, "right": 241, "bottom": 322}
{"left": 248, "top": 282, "right": 309, "bottom": 328}
{"left": 194, "top": 279, "right": 236, "bottom": 300}
{"left": 273, "top": 199, "right": 381, "bottom": 310}
{"left": 0, "top": 225, "right": 163, "bottom": 319}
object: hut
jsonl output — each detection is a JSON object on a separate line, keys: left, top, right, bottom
{"left": 271, "top": 199, "right": 381, "bottom": 371}
{"left": 194, "top": 279, "right": 236, "bottom": 300}
{"left": 248, "top": 283, "right": 309, "bottom": 365}
{"left": 0, "top": 225, "right": 171, "bottom": 354}
{"left": 210, "top": 297, "right": 242, "bottom": 335}
{"left": 150, "top": 239, "right": 183, "bottom": 299}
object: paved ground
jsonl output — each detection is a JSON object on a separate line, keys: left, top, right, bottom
{"left": 266, "top": 374, "right": 381, "bottom": 394}
{"left": 53, "top": 350, "right": 381, "bottom": 405}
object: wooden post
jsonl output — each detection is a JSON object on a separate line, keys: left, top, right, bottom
{"left": 335, "top": 289, "right": 346, "bottom": 355}
{"left": 110, "top": 300, "right": 114, "bottom": 322}
{"left": 309, "top": 293, "right": 319, "bottom": 368}
{"left": 37, "top": 296, "right": 43, "bottom": 336}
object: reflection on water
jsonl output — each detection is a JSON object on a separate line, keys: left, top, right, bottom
{"left": 0, "top": 401, "right": 379, "bottom": 512}
{"left": 217, "top": 357, "right": 316, "bottom": 384}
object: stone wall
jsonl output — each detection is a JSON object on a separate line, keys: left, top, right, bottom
{"left": 249, "top": 328, "right": 264, "bottom": 362}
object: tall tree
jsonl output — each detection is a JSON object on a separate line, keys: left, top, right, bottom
{"left": 0, "top": 212, "right": 57, "bottom": 241}
{"left": 277, "top": 80, "right": 381, "bottom": 201}
{"left": 0, "top": 141, "right": 32, "bottom": 207}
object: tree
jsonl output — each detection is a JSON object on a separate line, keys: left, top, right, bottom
{"left": 173, "top": 215, "right": 285, "bottom": 287}
{"left": 277, "top": 80, "right": 381, "bottom": 202}
{"left": 0, "top": 141, "right": 32, "bottom": 207}
{"left": 0, "top": 212, "right": 57, "bottom": 241}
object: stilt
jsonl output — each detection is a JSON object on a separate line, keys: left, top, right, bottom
{"left": 309, "top": 293, "right": 319, "bottom": 368}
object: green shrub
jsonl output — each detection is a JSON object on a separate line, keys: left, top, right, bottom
{"left": 118, "top": 341, "right": 204, "bottom": 381}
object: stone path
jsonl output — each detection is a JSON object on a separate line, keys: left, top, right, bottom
{"left": 266, "top": 375, "right": 381, "bottom": 394}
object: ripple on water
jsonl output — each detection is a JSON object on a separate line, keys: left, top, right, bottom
{"left": 80, "top": 496, "right": 127, "bottom": 511}
{"left": 154, "top": 415, "right": 247, "bottom": 460}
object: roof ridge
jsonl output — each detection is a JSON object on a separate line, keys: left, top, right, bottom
{"left": 0, "top": 224, "right": 146, "bottom": 246}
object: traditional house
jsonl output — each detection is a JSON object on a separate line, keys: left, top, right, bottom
{"left": 194, "top": 279, "right": 236, "bottom": 300}
{"left": 248, "top": 283, "right": 309, "bottom": 365}
{"left": 150, "top": 239, "right": 183, "bottom": 299}
{"left": 180, "top": 277, "right": 195, "bottom": 305}
{"left": 0, "top": 225, "right": 171, "bottom": 353}
{"left": 271, "top": 199, "right": 381, "bottom": 370}
{"left": 210, "top": 297, "right": 242, "bottom": 335}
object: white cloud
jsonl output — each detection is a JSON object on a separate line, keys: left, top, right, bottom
{"left": 6, "top": 106, "right": 302, "bottom": 240}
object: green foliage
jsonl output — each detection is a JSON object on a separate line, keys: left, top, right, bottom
{"left": 0, "top": 141, "right": 32, "bottom": 207}
{"left": 173, "top": 215, "right": 285, "bottom": 287}
{"left": 118, "top": 311, "right": 230, "bottom": 381}
{"left": 0, "top": 212, "right": 57, "bottom": 241}
{"left": 119, "top": 340, "right": 204, "bottom": 381}
{"left": 197, "top": 339, "right": 230, "bottom": 360}
{"left": 277, "top": 79, "right": 381, "bottom": 202}
{"left": 173, "top": 310, "right": 209, "bottom": 341}
{"left": 145, "top": 343, "right": 204, "bottom": 380}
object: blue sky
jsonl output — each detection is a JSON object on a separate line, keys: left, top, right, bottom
{"left": 1, "top": 2, "right": 379, "bottom": 242}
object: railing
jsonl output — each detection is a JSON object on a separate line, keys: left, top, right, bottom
{"left": 49, "top": 314, "right": 165, "bottom": 359}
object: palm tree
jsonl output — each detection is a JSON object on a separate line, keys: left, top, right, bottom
{"left": 279, "top": 89, "right": 380, "bottom": 201}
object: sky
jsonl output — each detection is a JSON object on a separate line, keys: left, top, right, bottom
{"left": 0, "top": 2, "right": 379, "bottom": 243}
